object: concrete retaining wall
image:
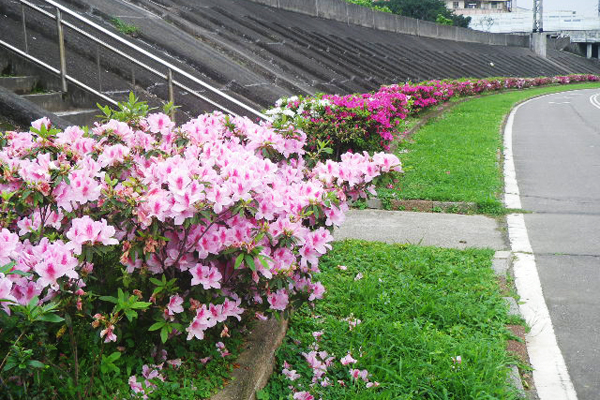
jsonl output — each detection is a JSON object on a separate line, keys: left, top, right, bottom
{"left": 244, "top": 0, "right": 529, "bottom": 48}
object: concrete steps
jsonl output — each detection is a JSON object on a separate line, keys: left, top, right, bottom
{"left": 0, "top": 75, "right": 99, "bottom": 127}
{"left": 0, "top": 76, "right": 39, "bottom": 94}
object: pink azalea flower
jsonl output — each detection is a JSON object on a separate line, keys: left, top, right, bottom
{"left": 66, "top": 216, "right": 119, "bottom": 255}
{"left": 166, "top": 295, "right": 184, "bottom": 315}
{"left": 293, "top": 391, "right": 315, "bottom": 400}
{"left": 32, "top": 242, "right": 78, "bottom": 289}
{"left": 146, "top": 113, "right": 175, "bottom": 134}
{"left": 128, "top": 375, "right": 146, "bottom": 398}
{"left": 100, "top": 325, "right": 117, "bottom": 343}
{"left": 0, "top": 228, "right": 19, "bottom": 265}
{"left": 31, "top": 117, "right": 51, "bottom": 131}
{"left": 186, "top": 305, "right": 215, "bottom": 340}
{"left": 0, "top": 274, "right": 17, "bottom": 315}
{"left": 308, "top": 282, "right": 326, "bottom": 301}
{"left": 341, "top": 353, "right": 358, "bottom": 366}
{"left": 98, "top": 144, "right": 130, "bottom": 167}
{"left": 267, "top": 289, "right": 289, "bottom": 311}
{"left": 282, "top": 366, "right": 301, "bottom": 381}
{"left": 166, "top": 358, "right": 182, "bottom": 368}
{"left": 189, "top": 264, "right": 222, "bottom": 290}
{"left": 349, "top": 369, "right": 369, "bottom": 382}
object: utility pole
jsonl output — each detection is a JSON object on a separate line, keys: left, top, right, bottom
{"left": 533, "top": 0, "right": 543, "bottom": 32}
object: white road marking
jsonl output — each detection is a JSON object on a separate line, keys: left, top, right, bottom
{"left": 504, "top": 96, "right": 579, "bottom": 400}
{"left": 589, "top": 93, "right": 600, "bottom": 110}
{"left": 548, "top": 101, "right": 571, "bottom": 104}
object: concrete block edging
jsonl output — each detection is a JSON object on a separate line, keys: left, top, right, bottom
{"left": 210, "top": 318, "right": 288, "bottom": 400}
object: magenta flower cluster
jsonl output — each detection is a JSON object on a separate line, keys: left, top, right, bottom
{"left": 269, "top": 74, "right": 600, "bottom": 155}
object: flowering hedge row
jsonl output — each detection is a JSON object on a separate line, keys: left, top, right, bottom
{"left": 267, "top": 74, "right": 600, "bottom": 155}
{"left": 0, "top": 99, "right": 400, "bottom": 397}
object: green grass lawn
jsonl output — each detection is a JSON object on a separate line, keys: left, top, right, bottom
{"left": 379, "top": 83, "right": 600, "bottom": 214}
{"left": 260, "top": 240, "right": 524, "bottom": 400}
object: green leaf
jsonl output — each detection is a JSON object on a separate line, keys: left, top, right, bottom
{"left": 0, "top": 261, "right": 17, "bottom": 274}
{"left": 148, "top": 321, "right": 166, "bottom": 331}
{"left": 160, "top": 326, "right": 169, "bottom": 343}
{"left": 4, "top": 360, "right": 17, "bottom": 371}
{"left": 28, "top": 296, "right": 39, "bottom": 308}
{"left": 99, "top": 296, "right": 118, "bottom": 304}
{"left": 28, "top": 360, "right": 45, "bottom": 369}
{"left": 245, "top": 254, "right": 256, "bottom": 271}
{"left": 149, "top": 277, "right": 162, "bottom": 286}
{"left": 258, "top": 255, "right": 270, "bottom": 270}
{"left": 234, "top": 253, "right": 244, "bottom": 270}
{"left": 38, "top": 313, "right": 64, "bottom": 323}
{"left": 107, "top": 352, "right": 121, "bottom": 362}
{"left": 124, "top": 310, "right": 137, "bottom": 322}
{"left": 130, "top": 301, "right": 151, "bottom": 309}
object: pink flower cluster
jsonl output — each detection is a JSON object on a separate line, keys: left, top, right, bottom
{"left": 0, "top": 111, "right": 400, "bottom": 349}
{"left": 281, "top": 328, "right": 379, "bottom": 398}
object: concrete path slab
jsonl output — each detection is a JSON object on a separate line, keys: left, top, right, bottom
{"left": 333, "top": 209, "right": 507, "bottom": 250}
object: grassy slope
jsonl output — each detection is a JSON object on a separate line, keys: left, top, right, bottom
{"left": 262, "top": 241, "right": 523, "bottom": 400}
{"left": 381, "top": 83, "right": 600, "bottom": 212}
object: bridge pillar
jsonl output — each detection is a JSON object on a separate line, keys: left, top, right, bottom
{"left": 587, "top": 43, "right": 593, "bottom": 58}
{"left": 530, "top": 33, "right": 547, "bottom": 58}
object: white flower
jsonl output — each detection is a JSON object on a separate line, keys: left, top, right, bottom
{"left": 265, "top": 107, "right": 282, "bottom": 116}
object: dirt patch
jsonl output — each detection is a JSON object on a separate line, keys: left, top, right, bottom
{"left": 506, "top": 324, "right": 536, "bottom": 396}
{"left": 496, "top": 276, "right": 510, "bottom": 296}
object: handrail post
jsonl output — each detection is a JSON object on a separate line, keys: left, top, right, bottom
{"left": 167, "top": 68, "right": 175, "bottom": 122}
{"left": 96, "top": 45, "right": 102, "bottom": 92}
{"left": 21, "top": 4, "right": 28, "bottom": 54}
{"left": 56, "top": 8, "right": 67, "bottom": 92}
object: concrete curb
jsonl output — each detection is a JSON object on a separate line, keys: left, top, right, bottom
{"left": 211, "top": 317, "right": 288, "bottom": 400}
{"left": 365, "top": 198, "right": 478, "bottom": 213}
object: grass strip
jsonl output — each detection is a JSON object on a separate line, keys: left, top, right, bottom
{"left": 379, "top": 82, "right": 600, "bottom": 214}
{"left": 261, "top": 240, "right": 523, "bottom": 399}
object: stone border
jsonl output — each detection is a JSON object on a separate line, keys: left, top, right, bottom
{"left": 493, "top": 251, "right": 536, "bottom": 399}
{"left": 365, "top": 198, "right": 478, "bottom": 213}
{"left": 210, "top": 318, "right": 288, "bottom": 400}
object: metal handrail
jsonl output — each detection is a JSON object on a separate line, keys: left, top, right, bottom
{"left": 3, "top": 0, "right": 270, "bottom": 121}
{"left": 0, "top": 39, "right": 119, "bottom": 106}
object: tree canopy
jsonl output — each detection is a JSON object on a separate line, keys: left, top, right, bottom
{"left": 372, "top": 0, "right": 471, "bottom": 28}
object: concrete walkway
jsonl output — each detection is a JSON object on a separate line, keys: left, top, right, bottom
{"left": 334, "top": 209, "right": 507, "bottom": 250}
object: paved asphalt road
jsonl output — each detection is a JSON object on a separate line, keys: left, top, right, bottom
{"left": 512, "top": 88, "right": 600, "bottom": 400}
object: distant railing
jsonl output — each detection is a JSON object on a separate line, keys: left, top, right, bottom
{"left": 0, "top": 0, "right": 270, "bottom": 122}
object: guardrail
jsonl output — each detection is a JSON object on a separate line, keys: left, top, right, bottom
{"left": 0, "top": 0, "right": 270, "bottom": 121}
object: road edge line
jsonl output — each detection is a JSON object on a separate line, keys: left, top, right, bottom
{"left": 503, "top": 97, "right": 578, "bottom": 400}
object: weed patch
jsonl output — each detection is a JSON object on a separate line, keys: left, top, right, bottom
{"left": 261, "top": 240, "right": 523, "bottom": 399}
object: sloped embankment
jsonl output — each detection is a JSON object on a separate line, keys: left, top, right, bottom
{"left": 3, "top": 0, "right": 600, "bottom": 116}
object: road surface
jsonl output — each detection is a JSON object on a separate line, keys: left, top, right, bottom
{"left": 512, "top": 88, "right": 600, "bottom": 400}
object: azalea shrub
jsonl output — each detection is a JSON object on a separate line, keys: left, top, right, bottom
{"left": 267, "top": 74, "right": 600, "bottom": 157}
{"left": 0, "top": 95, "right": 401, "bottom": 398}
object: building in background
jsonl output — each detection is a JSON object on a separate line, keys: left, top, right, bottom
{"left": 444, "top": 0, "right": 513, "bottom": 15}
{"left": 468, "top": 9, "right": 600, "bottom": 33}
